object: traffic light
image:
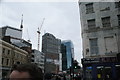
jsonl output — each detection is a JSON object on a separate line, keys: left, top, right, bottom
{"left": 74, "top": 65, "right": 81, "bottom": 69}
{"left": 73, "top": 60, "right": 81, "bottom": 69}
{"left": 74, "top": 66, "right": 77, "bottom": 69}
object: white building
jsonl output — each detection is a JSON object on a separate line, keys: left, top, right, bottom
{"left": 79, "top": 1, "right": 120, "bottom": 79}
{"left": 31, "top": 49, "right": 44, "bottom": 72}
{"left": 79, "top": 2, "right": 120, "bottom": 58}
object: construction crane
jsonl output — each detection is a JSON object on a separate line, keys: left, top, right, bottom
{"left": 37, "top": 18, "right": 45, "bottom": 51}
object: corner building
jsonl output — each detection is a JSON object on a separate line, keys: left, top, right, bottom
{"left": 79, "top": 1, "right": 120, "bottom": 79}
{"left": 0, "top": 26, "right": 32, "bottom": 78}
{"left": 0, "top": 39, "right": 28, "bottom": 78}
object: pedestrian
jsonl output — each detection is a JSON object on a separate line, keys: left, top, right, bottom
{"left": 8, "top": 63, "right": 43, "bottom": 80}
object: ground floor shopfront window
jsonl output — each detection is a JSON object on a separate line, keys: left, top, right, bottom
{"left": 97, "top": 66, "right": 112, "bottom": 79}
{"left": 83, "top": 63, "right": 120, "bottom": 80}
{"left": 85, "top": 66, "right": 92, "bottom": 80}
{"left": 115, "top": 64, "right": 120, "bottom": 79}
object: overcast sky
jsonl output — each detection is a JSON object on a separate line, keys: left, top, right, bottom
{"left": 0, "top": 0, "right": 83, "bottom": 64}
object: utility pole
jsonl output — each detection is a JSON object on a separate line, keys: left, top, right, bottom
{"left": 37, "top": 18, "right": 45, "bottom": 51}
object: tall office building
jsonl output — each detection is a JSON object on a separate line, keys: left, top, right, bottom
{"left": 61, "top": 40, "right": 74, "bottom": 71}
{"left": 79, "top": 1, "right": 120, "bottom": 79}
{"left": 42, "top": 33, "right": 61, "bottom": 74}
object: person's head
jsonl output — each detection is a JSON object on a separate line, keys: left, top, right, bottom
{"left": 9, "top": 63, "right": 43, "bottom": 80}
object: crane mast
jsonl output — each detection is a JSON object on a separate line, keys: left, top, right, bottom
{"left": 37, "top": 18, "right": 45, "bottom": 51}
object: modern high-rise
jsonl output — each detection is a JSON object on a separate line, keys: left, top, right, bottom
{"left": 42, "top": 33, "right": 61, "bottom": 74}
{"left": 61, "top": 40, "right": 74, "bottom": 71}
{"left": 79, "top": 1, "right": 120, "bottom": 79}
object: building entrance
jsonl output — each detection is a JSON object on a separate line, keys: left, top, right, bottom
{"left": 82, "top": 58, "right": 120, "bottom": 80}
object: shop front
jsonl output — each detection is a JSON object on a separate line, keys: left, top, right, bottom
{"left": 82, "top": 57, "right": 120, "bottom": 80}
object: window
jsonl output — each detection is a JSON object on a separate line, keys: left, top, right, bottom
{"left": 6, "top": 59, "right": 9, "bottom": 65}
{"left": 31, "top": 55, "right": 34, "bottom": 58}
{"left": 89, "top": 38, "right": 99, "bottom": 54}
{"left": 97, "top": 66, "right": 112, "bottom": 79}
{"left": 32, "top": 50, "right": 35, "bottom": 53}
{"left": 118, "top": 15, "right": 120, "bottom": 26}
{"left": 85, "top": 66, "right": 92, "bottom": 79}
{"left": 16, "top": 61, "right": 20, "bottom": 64}
{"left": 2, "top": 58, "right": 4, "bottom": 65}
{"left": 31, "top": 59, "right": 34, "bottom": 62}
{"left": 102, "top": 17, "right": 111, "bottom": 27}
{"left": 86, "top": 3, "right": 94, "bottom": 14}
{"left": 87, "top": 19, "right": 96, "bottom": 29}
{"left": 46, "top": 59, "right": 53, "bottom": 63}
{"left": 115, "top": 2, "right": 120, "bottom": 8}
{"left": 2, "top": 48, "right": 5, "bottom": 53}
{"left": 115, "top": 65, "right": 120, "bottom": 79}
{"left": 7, "top": 50, "right": 10, "bottom": 55}
{"left": 104, "top": 36, "right": 117, "bottom": 53}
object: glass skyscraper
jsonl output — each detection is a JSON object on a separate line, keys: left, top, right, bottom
{"left": 61, "top": 40, "right": 74, "bottom": 70}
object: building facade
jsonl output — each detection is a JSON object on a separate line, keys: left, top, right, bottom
{"left": 31, "top": 49, "right": 44, "bottom": 72}
{"left": 42, "top": 33, "right": 61, "bottom": 74}
{"left": 0, "top": 26, "right": 32, "bottom": 78}
{"left": 0, "top": 26, "right": 22, "bottom": 43}
{"left": 0, "top": 39, "right": 28, "bottom": 78}
{"left": 79, "top": 1, "right": 120, "bottom": 79}
{"left": 0, "top": 26, "right": 32, "bottom": 62}
{"left": 61, "top": 40, "right": 74, "bottom": 71}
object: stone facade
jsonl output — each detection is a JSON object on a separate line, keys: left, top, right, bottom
{"left": 79, "top": 2, "right": 120, "bottom": 58}
{"left": 0, "top": 39, "right": 28, "bottom": 78}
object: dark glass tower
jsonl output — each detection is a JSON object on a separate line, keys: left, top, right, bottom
{"left": 61, "top": 40, "right": 74, "bottom": 70}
